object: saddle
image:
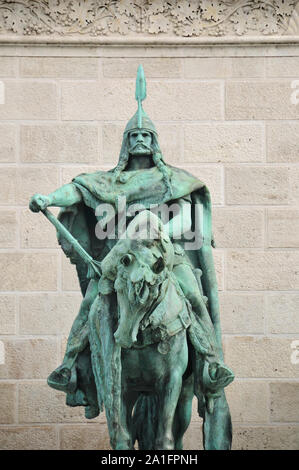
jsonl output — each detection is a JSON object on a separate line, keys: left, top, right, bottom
{"left": 132, "top": 275, "right": 192, "bottom": 354}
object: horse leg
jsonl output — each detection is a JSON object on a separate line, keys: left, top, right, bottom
{"left": 114, "top": 390, "right": 138, "bottom": 450}
{"left": 125, "top": 390, "right": 139, "bottom": 447}
{"left": 172, "top": 374, "right": 194, "bottom": 450}
{"left": 155, "top": 372, "right": 183, "bottom": 450}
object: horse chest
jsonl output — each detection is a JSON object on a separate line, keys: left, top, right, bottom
{"left": 121, "top": 330, "right": 188, "bottom": 392}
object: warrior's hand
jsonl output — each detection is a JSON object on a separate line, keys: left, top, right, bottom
{"left": 29, "top": 194, "right": 50, "bottom": 213}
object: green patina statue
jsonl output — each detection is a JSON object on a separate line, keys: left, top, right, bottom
{"left": 29, "top": 66, "right": 234, "bottom": 450}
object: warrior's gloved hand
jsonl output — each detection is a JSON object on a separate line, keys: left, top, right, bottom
{"left": 29, "top": 193, "right": 50, "bottom": 212}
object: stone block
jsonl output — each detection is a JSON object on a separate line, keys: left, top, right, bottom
{"left": 219, "top": 293, "right": 265, "bottom": 334}
{"left": 290, "top": 167, "right": 299, "bottom": 205}
{"left": 102, "top": 123, "right": 123, "bottom": 166}
{"left": 61, "top": 336, "right": 68, "bottom": 362}
{"left": 19, "top": 293, "right": 81, "bottom": 335}
{"left": 0, "top": 57, "right": 17, "bottom": 77}
{"left": 213, "top": 208, "right": 264, "bottom": 248}
{"left": 225, "top": 166, "right": 289, "bottom": 205}
{"left": 156, "top": 124, "right": 183, "bottom": 164}
{"left": 267, "top": 209, "right": 299, "bottom": 248}
{"left": 61, "top": 80, "right": 135, "bottom": 121}
{"left": 232, "top": 425, "right": 299, "bottom": 450}
{"left": 0, "top": 166, "right": 59, "bottom": 205}
{"left": 226, "top": 80, "right": 299, "bottom": 120}
{"left": 183, "top": 421, "right": 203, "bottom": 450}
{"left": 0, "top": 167, "right": 17, "bottom": 205}
{"left": 266, "top": 57, "right": 299, "bottom": 77}
{"left": 0, "top": 210, "right": 17, "bottom": 248}
{"left": 18, "top": 166, "right": 60, "bottom": 206}
{"left": 267, "top": 293, "right": 299, "bottom": 334}
{"left": 61, "top": 80, "right": 222, "bottom": 121}
{"left": 214, "top": 250, "right": 224, "bottom": 291}
{"left": 270, "top": 382, "right": 299, "bottom": 422}
{"left": 0, "top": 383, "right": 17, "bottom": 424}
{"left": 0, "top": 81, "right": 58, "bottom": 120}
{"left": 267, "top": 122, "right": 299, "bottom": 163}
{"left": 226, "top": 380, "right": 269, "bottom": 423}
{"left": 20, "top": 208, "right": 59, "bottom": 249}
{"left": 103, "top": 58, "right": 183, "bottom": 78}
{"left": 20, "top": 57, "right": 98, "bottom": 78}
{"left": 146, "top": 81, "right": 222, "bottom": 121}
{"left": 179, "top": 165, "right": 223, "bottom": 204}
{"left": 21, "top": 124, "right": 100, "bottom": 164}
{"left": 184, "top": 58, "right": 231, "bottom": 78}
{"left": 185, "top": 57, "right": 264, "bottom": 78}
{"left": 224, "top": 336, "right": 299, "bottom": 378}
{"left": 19, "top": 382, "right": 90, "bottom": 423}
{"left": 60, "top": 424, "right": 111, "bottom": 450}
{"left": 0, "top": 252, "right": 57, "bottom": 291}
{"left": 0, "top": 426, "right": 57, "bottom": 450}
{"left": 227, "top": 250, "right": 299, "bottom": 291}
{"left": 62, "top": 255, "right": 81, "bottom": 292}
{"left": 184, "top": 123, "right": 263, "bottom": 163}
{"left": 0, "top": 124, "right": 16, "bottom": 162}
{"left": 230, "top": 58, "right": 265, "bottom": 78}
{"left": 0, "top": 295, "right": 16, "bottom": 334}
{"left": 0, "top": 338, "right": 58, "bottom": 379}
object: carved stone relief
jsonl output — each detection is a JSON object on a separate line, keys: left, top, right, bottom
{"left": 286, "top": 0, "right": 299, "bottom": 34}
{"left": 0, "top": 0, "right": 298, "bottom": 38}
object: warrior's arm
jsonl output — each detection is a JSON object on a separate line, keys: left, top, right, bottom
{"left": 29, "top": 183, "right": 82, "bottom": 212}
{"left": 164, "top": 198, "right": 191, "bottom": 239}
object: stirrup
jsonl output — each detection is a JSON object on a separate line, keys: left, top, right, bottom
{"left": 202, "top": 361, "right": 234, "bottom": 393}
{"left": 47, "top": 366, "right": 77, "bottom": 393}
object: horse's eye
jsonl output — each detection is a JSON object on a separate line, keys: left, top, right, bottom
{"left": 121, "top": 254, "right": 133, "bottom": 267}
{"left": 152, "top": 257, "right": 165, "bottom": 274}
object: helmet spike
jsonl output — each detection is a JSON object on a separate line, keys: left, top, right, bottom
{"left": 135, "top": 65, "right": 147, "bottom": 129}
{"left": 123, "top": 65, "right": 156, "bottom": 136}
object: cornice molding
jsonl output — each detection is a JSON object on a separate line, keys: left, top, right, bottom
{"left": 0, "top": 0, "right": 298, "bottom": 45}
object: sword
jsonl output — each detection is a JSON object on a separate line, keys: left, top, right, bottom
{"left": 41, "top": 208, "right": 102, "bottom": 279}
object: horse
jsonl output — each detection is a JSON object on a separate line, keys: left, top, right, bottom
{"left": 88, "top": 210, "right": 233, "bottom": 450}
{"left": 91, "top": 210, "right": 195, "bottom": 450}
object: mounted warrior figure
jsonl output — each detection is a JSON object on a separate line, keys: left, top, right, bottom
{"left": 29, "top": 66, "right": 234, "bottom": 450}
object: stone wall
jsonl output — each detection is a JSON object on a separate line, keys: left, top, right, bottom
{"left": 0, "top": 0, "right": 299, "bottom": 451}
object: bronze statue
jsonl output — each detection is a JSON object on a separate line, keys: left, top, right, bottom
{"left": 29, "top": 65, "right": 234, "bottom": 450}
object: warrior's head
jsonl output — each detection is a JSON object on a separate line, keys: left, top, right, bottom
{"left": 112, "top": 65, "right": 172, "bottom": 198}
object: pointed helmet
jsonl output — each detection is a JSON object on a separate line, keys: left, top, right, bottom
{"left": 113, "top": 66, "right": 172, "bottom": 200}
{"left": 123, "top": 65, "right": 157, "bottom": 136}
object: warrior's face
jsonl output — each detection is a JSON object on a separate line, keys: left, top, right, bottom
{"left": 128, "top": 130, "right": 153, "bottom": 157}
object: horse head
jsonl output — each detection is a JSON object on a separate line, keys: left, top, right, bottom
{"left": 100, "top": 211, "right": 174, "bottom": 349}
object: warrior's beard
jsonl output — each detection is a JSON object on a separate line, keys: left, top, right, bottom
{"left": 128, "top": 142, "right": 152, "bottom": 155}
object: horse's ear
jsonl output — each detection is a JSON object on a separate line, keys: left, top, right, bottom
{"left": 152, "top": 257, "right": 165, "bottom": 274}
